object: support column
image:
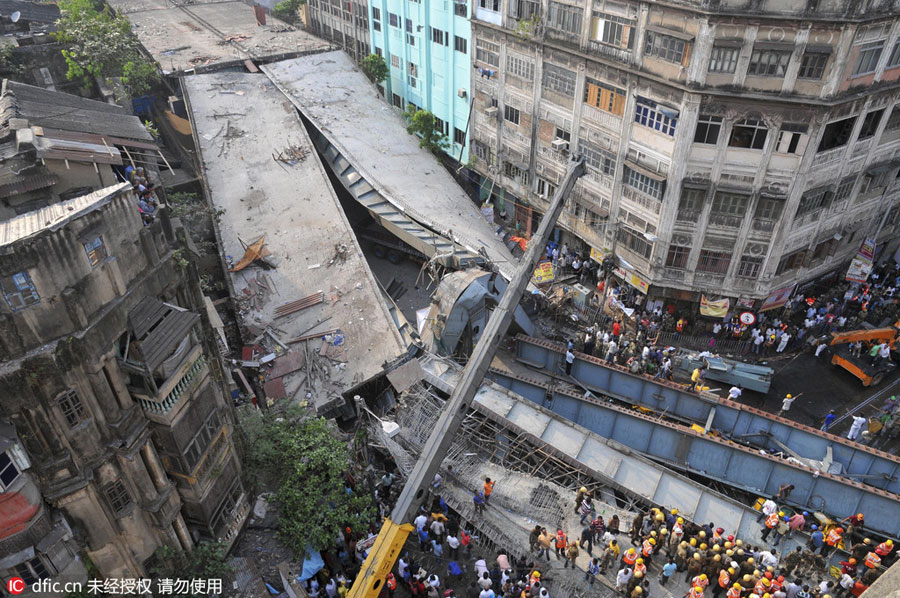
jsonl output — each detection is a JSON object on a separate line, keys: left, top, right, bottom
{"left": 173, "top": 513, "right": 194, "bottom": 552}
{"left": 142, "top": 442, "right": 169, "bottom": 491}
{"left": 103, "top": 359, "right": 134, "bottom": 410}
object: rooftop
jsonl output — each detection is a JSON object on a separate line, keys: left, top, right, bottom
{"left": 105, "top": 0, "right": 331, "bottom": 74}
{"left": 183, "top": 71, "right": 407, "bottom": 407}
{"left": 0, "top": 183, "right": 130, "bottom": 247}
{"left": 0, "top": 0, "right": 61, "bottom": 24}
{"left": 0, "top": 80, "right": 153, "bottom": 141}
{"left": 261, "top": 52, "right": 520, "bottom": 282}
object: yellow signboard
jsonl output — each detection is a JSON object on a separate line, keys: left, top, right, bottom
{"left": 533, "top": 261, "right": 555, "bottom": 284}
{"left": 613, "top": 268, "right": 650, "bottom": 294}
{"left": 590, "top": 247, "right": 605, "bottom": 263}
{"left": 700, "top": 295, "right": 730, "bottom": 318}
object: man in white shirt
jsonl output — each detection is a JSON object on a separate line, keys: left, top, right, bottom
{"left": 414, "top": 513, "right": 428, "bottom": 531}
{"left": 728, "top": 386, "right": 743, "bottom": 402}
{"left": 758, "top": 498, "right": 777, "bottom": 522}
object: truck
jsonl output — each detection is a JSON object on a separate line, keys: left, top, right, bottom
{"left": 827, "top": 321, "right": 900, "bottom": 386}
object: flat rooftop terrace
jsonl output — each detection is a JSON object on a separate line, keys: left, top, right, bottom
{"left": 108, "top": 0, "right": 331, "bottom": 73}
{"left": 184, "top": 71, "right": 407, "bottom": 410}
{"left": 262, "top": 52, "right": 520, "bottom": 282}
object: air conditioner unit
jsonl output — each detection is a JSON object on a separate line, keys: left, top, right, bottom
{"left": 551, "top": 139, "right": 569, "bottom": 151}
{"left": 485, "top": 106, "right": 499, "bottom": 116}
{"left": 457, "top": 88, "right": 467, "bottom": 98}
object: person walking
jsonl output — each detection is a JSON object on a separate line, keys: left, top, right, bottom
{"left": 554, "top": 529, "right": 568, "bottom": 560}
{"left": 537, "top": 528, "right": 552, "bottom": 561}
{"left": 821, "top": 410, "right": 837, "bottom": 432}
{"left": 659, "top": 557, "right": 677, "bottom": 586}
{"left": 585, "top": 558, "right": 600, "bottom": 586}
{"left": 778, "top": 393, "right": 800, "bottom": 416}
{"left": 579, "top": 496, "right": 594, "bottom": 525}
{"left": 848, "top": 415, "right": 867, "bottom": 441}
{"left": 482, "top": 478, "right": 495, "bottom": 504}
{"left": 473, "top": 491, "right": 486, "bottom": 515}
{"left": 563, "top": 541, "right": 579, "bottom": 568}
{"left": 564, "top": 349, "right": 575, "bottom": 375}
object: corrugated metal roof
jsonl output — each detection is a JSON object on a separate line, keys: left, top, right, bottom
{"left": 0, "top": 182, "right": 130, "bottom": 247}
{"left": 1, "top": 80, "right": 153, "bottom": 141}
{"left": 127, "top": 296, "right": 200, "bottom": 371}
{"left": 0, "top": 171, "right": 57, "bottom": 198}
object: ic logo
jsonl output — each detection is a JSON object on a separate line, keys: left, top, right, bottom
{"left": 6, "top": 577, "right": 25, "bottom": 595}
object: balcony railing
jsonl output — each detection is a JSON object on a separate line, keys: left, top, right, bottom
{"left": 751, "top": 218, "right": 776, "bottom": 232}
{"left": 621, "top": 186, "right": 662, "bottom": 214}
{"left": 708, "top": 212, "right": 744, "bottom": 228}
{"left": 812, "top": 146, "right": 844, "bottom": 167}
{"left": 587, "top": 40, "right": 633, "bottom": 64}
{"left": 676, "top": 210, "right": 700, "bottom": 223}
{"left": 137, "top": 354, "right": 207, "bottom": 415}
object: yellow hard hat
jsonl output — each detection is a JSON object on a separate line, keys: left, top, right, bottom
{"left": 649, "top": 538, "right": 656, "bottom": 545}
{"left": 748, "top": 557, "right": 755, "bottom": 564}
{"left": 650, "top": 531, "right": 657, "bottom": 537}
{"left": 733, "top": 583, "right": 742, "bottom": 589}
{"left": 693, "top": 553, "right": 701, "bottom": 560}
{"left": 713, "top": 554, "right": 721, "bottom": 562}
{"left": 694, "top": 587, "right": 702, "bottom": 592}
{"left": 699, "top": 531, "right": 707, "bottom": 538}
{"left": 671, "top": 508, "right": 678, "bottom": 514}
{"left": 634, "top": 589, "right": 642, "bottom": 594}
{"left": 786, "top": 394, "right": 792, "bottom": 398}
{"left": 636, "top": 558, "right": 644, "bottom": 565}
{"left": 634, "top": 571, "right": 643, "bottom": 579}
{"left": 580, "top": 486, "right": 587, "bottom": 493}
{"left": 888, "top": 540, "right": 894, "bottom": 546}
{"left": 677, "top": 517, "right": 684, "bottom": 524}
{"left": 762, "top": 578, "right": 771, "bottom": 586}
{"left": 627, "top": 548, "right": 636, "bottom": 554}
{"left": 700, "top": 574, "right": 707, "bottom": 581}
{"left": 700, "top": 543, "right": 708, "bottom": 550}
{"left": 726, "top": 550, "right": 734, "bottom": 556}
{"left": 728, "top": 568, "right": 735, "bottom": 574}
{"left": 660, "top": 528, "right": 668, "bottom": 535}
{"left": 778, "top": 511, "right": 785, "bottom": 517}
{"left": 690, "top": 538, "right": 697, "bottom": 546}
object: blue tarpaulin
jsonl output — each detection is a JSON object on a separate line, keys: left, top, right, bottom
{"left": 297, "top": 548, "right": 324, "bottom": 582}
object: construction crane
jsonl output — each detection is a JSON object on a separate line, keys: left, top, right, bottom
{"left": 827, "top": 320, "right": 900, "bottom": 386}
{"left": 349, "top": 156, "right": 586, "bottom": 598}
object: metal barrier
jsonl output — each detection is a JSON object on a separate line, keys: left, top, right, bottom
{"left": 655, "top": 331, "right": 752, "bottom": 355}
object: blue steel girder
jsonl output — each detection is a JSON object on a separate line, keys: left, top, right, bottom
{"left": 488, "top": 367, "right": 900, "bottom": 539}
{"left": 515, "top": 335, "right": 900, "bottom": 495}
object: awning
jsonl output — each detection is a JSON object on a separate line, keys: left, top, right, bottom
{"left": 646, "top": 25, "right": 693, "bottom": 41}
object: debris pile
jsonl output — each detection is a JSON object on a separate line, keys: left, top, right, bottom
{"left": 272, "top": 144, "right": 310, "bottom": 166}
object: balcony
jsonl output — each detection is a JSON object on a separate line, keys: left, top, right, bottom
{"left": 694, "top": 272, "right": 727, "bottom": 285}
{"left": 708, "top": 212, "right": 744, "bottom": 228}
{"left": 751, "top": 218, "right": 776, "bottom": 233}
{"left": 852, "top": 138, "right": 872, "bottom": 158}
{"left": 812, "top": 146, "right": 844, "bottom": 168}
{"left": 588, "top": 40, "right": 633, "bottom": 64}
{"left": 621, "top": 186, "right": 662, "bottom": 214}
{"left": 135, "top": 349, "right": 208, "bottom": 416}
{"left": 675, "top": 210, "right": 700, "bottom": 224}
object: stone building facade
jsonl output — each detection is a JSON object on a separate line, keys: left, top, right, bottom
{"left": 0, "top": 184, "right": 248, "bottom": 593}
{"left": 307, "top": 0, "right": 371, "bottom": 62}
{"left": 468, "top": 0, "right": 900, "bottom": 306}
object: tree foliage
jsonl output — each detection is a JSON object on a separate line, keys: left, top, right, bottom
{"left": 361, "top": 54, "right": 389, "bottom": 83}
{"left": 238, "top": 408, "right": 374, "bottom": 558}
{"left": 148, "top": 543, "right": 232, "bottom": 597}
{"left": 403, "top": 106, "right": 450, "bottom": 154}
{"left": 273, "top": 0, "right": 305, "bottom": 22}
{"left": 54, "top": 0, "right": 158, "bottom": 92}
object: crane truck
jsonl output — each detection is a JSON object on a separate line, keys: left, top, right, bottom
{"left": 347, "top": 156, "right": 586, "bottom": 598}
{"left": 827, "top": 320, "right": 900, "bottom": 386}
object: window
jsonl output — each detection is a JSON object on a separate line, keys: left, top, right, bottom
{"left": 729, "top": 119, "right": 768, "bottom": 150}
{"left": 547, "top": 1, "right": 582, "bottom": 34}
{"left": 210, "top": 478, "right": 243, "bottom": 536}
{"left": 755, "top": 198, "right": 783, "bottom": 221}
{"left": 390, "top": 54, "right": 400, "bottom": 68}
{"left": 798, "top": 51, "right": 829, "bottom": 79}
{"left": 183, "top": 411, "right": 221, "bottom": 472}
{"left": 579, "top": 139, "right": 615, "bottom": 175}
{"left": 624, "top": 166, "right": 663, "bottom": 199}
{"left": 392, "top": 93, "right": 403, "bottom": 108}
{"left": 665, "top": 245, "right": 690, "bottom": 268}
{"left": 590, "top": 13, "right": 633, "bottom": 49}
{"left": 407, "top": 34, "right": 416, "bottom": 46}
{"left": 542, "top": 64, "right": 576, "bottom": 97}
{"left": 888, "top": 41, "right": 900, "bottom": 68}
{"left": 834, "top": 175, "right": 857, "bottom": 202}
{"left": 104, "top": 480, "right": 132, "bottom": 516}
{"left": 583, "top": 78, "right": 626, "bottom": 115}
{"left": 454, "top": 1, "right": 467, "bottom": 16}
{"left": 374, "top": 46, "right": 382, "bottom": 57}
{"left": 506, "top": 53, "right": 534, "bottom": 80}
{"left": 510, "top": 0, "right": 538, "bottom": 20}
{"left": 404, "top": 18, "right": 412, "bottom": 33}
{"left": 796, "top": 188, "right": 831, "bottom": 218}
{"left": 372, "top": 7, "right": 381, "bottom": 30}
{"left": 555, "top": 128, "right": 571, "bottom": 142}
{"left": 0, "top": 451, "right": 20, "bottom": 489}
{"left": 503, "top": 105, "right": 520, "bottom": 125}
{"left": 475, "top": 39, "right": 500, "bottom": 67}
{"left": 454, "top": 35, "right": 467, "bottom": 53}
{"left": 57, "top": 390, "right": 87, "bottom": 428}
{"left": 408, "top": 62, "right": 418, "bottom": 77}
{"left": 886, "top": 106, "right": 900, "bottom": 131}
{"left": 776, "top": 123, "right": 808, "bottom": 154}
{"left": 503, "top": 162, "right": 527, "bottom": 184}
{"left": 812, "top": 238, "right": 835, "bottom": 261}
{"left": 431, "top": 27, "right": 448, "bottom": 45}
{"left": 712, "top": 192, "right": 749, "bottom": 215}
{"left": 853, "top": 42, "right": 884, "bottom": 76}
{"left": 454, "top": 127, "right": 466, "bottom": 146}
{"left": 1, "top": 271, "right": 39, "bottom": 311}
{"left": 408, "top": 75, "right": 417, "bottom": 88}
{"left": 536, "top": 178, "right": 557, "bottom": 198}
{"left": 478, "top": 0, "right": 499, "bottom": 11}
{"left": 473, "top": 140, "right": 494, "bottom": 165}
{"left": 677, "top": 187, "right": 705, "bottom": 219}
{"left": 14, "top": 557, "right": 50, "bottom": 585}
{"left": 388, "top": 12, "right": 399, "bottom": 27}
{"left": 644, "top": 31, "right": 686, "bottom": 64}
{"left": 434, "top": 117, "right": 448, "bottom": 136}
{"left": 617, "top": 227, "right": 653, "bottom": 259}
{"left": 818, "top": 116, "right": 856, "bottom": 152}
{"left": 634, "top": 97, "right": 677, "bottom": 137}
{"left": 737, "top": 256, "right": 763, "bottom": 279}
{"left": 708, "top": 45, "right": 738, "bottom": 73}
{"left": 694, "top": 114, "right": 722, "bottom": 145}
{"left": 697, "top": 249, "right": 731, "bottom": 274}
{"left": 776, "top": 249, "right": 806, "bottom": 274}
{"left": 858, "top": 109, "right": 884, "bottom": 139}
{"left": 747, "top": 49, "right": 791, "bottom": 77}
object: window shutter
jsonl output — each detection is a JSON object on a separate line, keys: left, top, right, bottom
{"left": 509, "top": 0, "right": 518, "bottom": 18}
{"left": 795, "top": 133, "right": 809, "bottom": 155}
{"left": 590, "top": 16, "right": 600, "bottom": 41}
{"left": 622, "top": 25, "right": 632, "bottom": 49}
{"left": 681, "top": 42, "right": 692, "bottom": 67}
{"left": 611, "top": 91, "right": 626, "bottom": 115}
{"left": 586, "top": 83, "right": 599, "bottom": 107}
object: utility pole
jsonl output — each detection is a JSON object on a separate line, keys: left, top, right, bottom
{"left": 597, "top": 219, "right": 619, "bottom": 326}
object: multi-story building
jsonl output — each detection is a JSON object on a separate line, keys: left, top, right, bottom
{"left": 0, "top": 183, "right": 248, "bottom": 592}
{"left": 468, "top": 0, "right": 900, "bottom": 308}
{"left": 369, "top": 0, "right": 473, "bottom": 161}
{"left": 307, "top": 0, "right": 371, "bottom": 62}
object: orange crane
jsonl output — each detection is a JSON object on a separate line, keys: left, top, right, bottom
{"left": 828, "top": 320, "right": 900, "bottom": 386}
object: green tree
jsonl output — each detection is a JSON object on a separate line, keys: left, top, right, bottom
{"left": 149, "top": 543, "right": 232, "bottom": 597}
{"left": 54, "top": 0, "right": 140, "bottom": 83}
{"left": 403, "top": 106, "right": 450, "bottom": 154}
{"left": 361, "top": 53, "right": 389, "bottom": 83}
{"left": 273, "top": 0, "right": 304, "bottom": 23}
{"left": 121, "top": 59, "right": 159, "bottom": 96}
{"left": 238, "top": 408, "right": 375, "bottom": 557}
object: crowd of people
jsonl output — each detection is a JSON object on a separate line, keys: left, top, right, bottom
{"left": 121, "top": 165, "right": 160, "bottom": 224}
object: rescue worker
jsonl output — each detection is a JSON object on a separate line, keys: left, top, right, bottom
{"left": 642, "top": 537, "right": 656, "bottom": 565}
{"left": 825, "top": 526, "right": 845, "bottom": 556}
{"left": 554, "top": 529, "right": 567, "bottom": 560}
{"left": 633, "top": 558, "right": 647, "bottom": 578}
{"left": 864, "top": 550, "right": 882, "bottom": 570}
{"left": 623, "top": 547, "right": 638, "bottom": 569}
{"left": 761, "top": 510, "right": 781, "bottom": 541}
{"left": 685, "top": 585, "right": 704, "bottom": 598}
{"left": 726, "top": 583, "right": 742, "bottom": 598}
{"left": 713, "top": 567, "right": 732, "bottom": 597}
